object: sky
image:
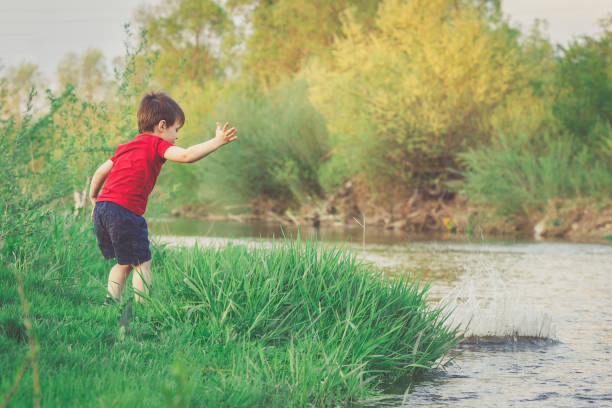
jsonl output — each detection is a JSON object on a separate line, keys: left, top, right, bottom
{"left": 0, "top": 0, "right": 610, "bottom": 81}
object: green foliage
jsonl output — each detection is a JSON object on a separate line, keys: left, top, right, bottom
{"left": 0, "top": 87, "right": 82, "bottom": 245}
{"left": 1, "top": 214, "right": 460, "bottom": 407}
{"left": 306, "top": 0, "right": 524, "bottom": 190}
{"left": 152, "top": 239, "right": 459, "bottom": 380}
{"left": 0, "top": 28, "right": 153, "bottom": 255}
{"left": 317, "top": 134, "right": 356, "bottom": 194}
{"left": 2, "top": 0, "right": 611, "bottom": 228}
{"left": 111, "top": 26, "right": 158, "bottom": 137}
{"left": 136, "top": 0, "right": 234, "bottom": 88}
{"left": 488, "top": 21, "right": 560, "bottom": 140}
{"left": 553, "top": 17, "right": 612, "bottom": 150}
{"left": 180, "top": 80, "right": 328, "bottom": 212}
{"left": 460, "top": 133, "right": 612, "bottom": 218}
{"left": 57, "top": 48, "right": 108, "bottom": 100}
{"left": 228, "top": 0, "right": 382, "bottom": 88}
{"left": 1, "top": 61, "right": 46, "bottom": 114}
{"left": 160, "top": 360, "right": 196, "bottom": 408}
{"left": 461, "top": 19, "right": 612, "bottom": 219}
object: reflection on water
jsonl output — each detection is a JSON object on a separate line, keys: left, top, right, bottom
{"left": 150, "top": 218, "right": 612, "bottom": 408}
{"left": 150, "top": 217, "right": 465, "bottom": 245}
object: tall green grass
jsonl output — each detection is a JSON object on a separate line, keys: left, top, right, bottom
{"left": 461, "top": 134, "right": 612, "bottom": 218}
{"left": 1, "top": 214, "right": 459, "bottom": 407}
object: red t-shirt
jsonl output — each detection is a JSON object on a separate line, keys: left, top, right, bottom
{"left": 97, "top": 134, "right": 174, "bottom": 216}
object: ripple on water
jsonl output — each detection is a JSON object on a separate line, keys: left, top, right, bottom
{"left": 352, "top": 240, "right": 612, "bottom": 408}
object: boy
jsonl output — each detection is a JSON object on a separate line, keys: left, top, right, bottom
{"left": 88, "top": 92, "right": 237, "bottom": 304}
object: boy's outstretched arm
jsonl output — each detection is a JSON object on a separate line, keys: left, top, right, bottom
{"left": 88, "top": 160, "right": 113, "bottom": 217}
{"left": 164, "top": 122, "right": 237, "bottom": 163}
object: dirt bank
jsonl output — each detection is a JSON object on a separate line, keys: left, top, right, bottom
{"left": 172, "top": 179, "right": 612, "bottom": 243}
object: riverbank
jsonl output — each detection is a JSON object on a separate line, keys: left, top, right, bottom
{"left": 170, "top": 179, "right": 612, "bottom": 243}
{"left": 1, "top": 214, "right": 459, "bottom": 407}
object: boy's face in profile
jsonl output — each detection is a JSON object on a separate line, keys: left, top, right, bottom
{"left": 155, "top": 120, "right": 182, "bottom": 144}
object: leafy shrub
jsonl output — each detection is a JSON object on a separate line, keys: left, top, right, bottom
{"left": 553, "top": 17, "right": 612, "bottom": 150}
{"left": 176, "top": 79, "right": 328, "bottom": 213}
{"left": 0, "top": 30, "right": 152, "bottom": 256}
{"left": 461, "top": 133, "right": 612, "bottom": 218}
{"left": 0, "top": 87, "right": 98, "bottom": 249}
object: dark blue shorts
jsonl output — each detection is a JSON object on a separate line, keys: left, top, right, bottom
{"left": 93, "top": 201, "right": 151, "bottom": 265}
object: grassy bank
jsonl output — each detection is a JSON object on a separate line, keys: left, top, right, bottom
{"left": 0, "top": 214, "right": 459, "bottom": 407}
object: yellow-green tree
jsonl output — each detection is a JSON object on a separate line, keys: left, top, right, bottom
{"left": 488, "top": 20, "right": 559, "bottom": 139}
{"left": 229, "top": 0, "right": 381, "bottom": 89}
{"left": 306, "top": 0, "right": 524, "bottom": 190}
{"left": 136, "top": 0, "right": 233, "bottom": 88}
{"left": 1, "top": 61, "right": 45, "bottom": 115}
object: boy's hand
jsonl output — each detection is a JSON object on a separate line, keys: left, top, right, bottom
{"left": 215, "top": 122, "right": 238, "bottom": 145}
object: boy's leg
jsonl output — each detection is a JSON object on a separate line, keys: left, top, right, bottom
{"left": 132, "top": 260, "right": 152, "bottom": 304}
{"left": 107, "top": 263, "right": 133, "bottom": 301}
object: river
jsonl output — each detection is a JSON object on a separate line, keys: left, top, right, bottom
{"left": 150, "top": 218, "right": 612, "bottom": 408}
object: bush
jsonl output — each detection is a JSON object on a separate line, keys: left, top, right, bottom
{"left": 0, "top": 30, "right": 153, "bottom": 248}
{"left": 460, "top": 133, "right": 612, "bottom": 218}
{"left": 175, "top": 79, "right": 328, "bottom": 213}
{"left": 553, "top": 17, "right": 612, "bottom": 150}
{"left": 0, "top": 87, "right": 110, "bottom": 249}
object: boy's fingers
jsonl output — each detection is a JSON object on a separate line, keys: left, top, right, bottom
{"left": 216, "top": 122, "right": 220, "bottom": 129}
{"left": 223, "top": 122, "right": 229, "bottom": 131}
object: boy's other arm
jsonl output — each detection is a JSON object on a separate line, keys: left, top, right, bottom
{"left": 164, "top": 122, "right": 237, "bottom": 163}
{"left": 89, "top": 160, "right": 113, "bottom": 205}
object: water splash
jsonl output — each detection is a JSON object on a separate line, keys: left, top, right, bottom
{"left": 440, "top": 265, "right": 557, "bottom": 343}
{"left": 159, "top": 235, "right": 559, "bottom": 343}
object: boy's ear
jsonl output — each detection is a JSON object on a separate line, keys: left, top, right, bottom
{"left": 158, "top": 120, "right": 167, "bottom": 130}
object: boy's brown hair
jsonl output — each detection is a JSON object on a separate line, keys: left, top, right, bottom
{"left": 137, "top": 92, "right": 185, "bottom": 133}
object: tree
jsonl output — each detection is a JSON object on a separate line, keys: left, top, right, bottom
{"left": 553, "top": 16, "right": 612, "bottom": 150}
{"left": 306, "top": 0, "right": 524, "bottom": 190}
{"left": 136, "top": 0, "right": 233, "bottom": 87}
{"left": 228, "top": 0, "right": 382, "bottom": 88}
{"left": 1, "top": 61, "right": 45, "bottom": 115}
{"left": 57, "top": 48, "right": 108, "bottom": 100}
{"left": 488, "top": 20, "right": 560, "bottom": 140}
